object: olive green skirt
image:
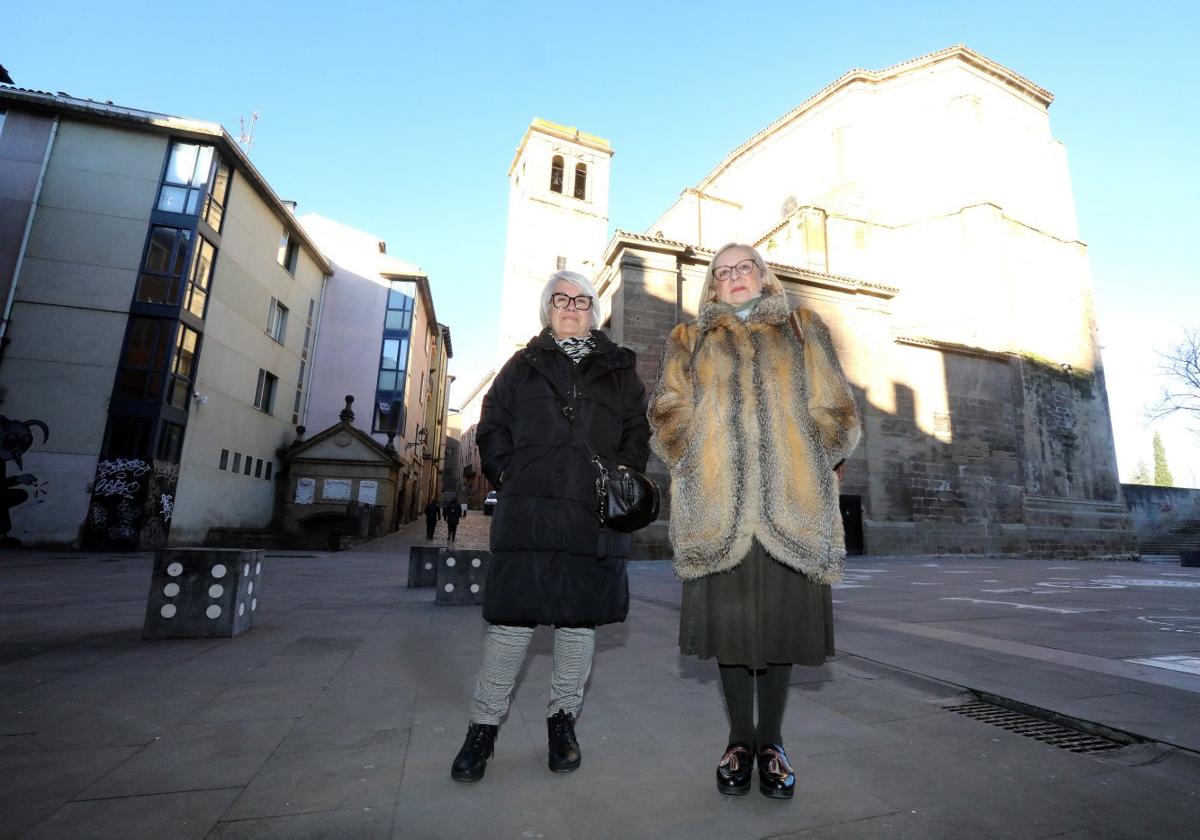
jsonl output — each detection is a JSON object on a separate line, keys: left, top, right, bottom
{"left": 679, "top": 539, "right": 834, "bottom": 668}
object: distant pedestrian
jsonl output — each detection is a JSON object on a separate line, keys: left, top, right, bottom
{"left": 443, "top": 498, "right": 462, "bottom": 542}
{"left": 450, "top": 270, "right": 649, "bottom": 783}
{"left": 649, "top": 243, "right": 860, "bottom": 800}
{"left": 460, "top": 500, "right": 468, "bottom": 518}
{"left": 423, "top": 499, "right": 440, "bottom": 541}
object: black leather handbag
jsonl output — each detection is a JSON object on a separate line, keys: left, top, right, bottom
{"left": 560, "top": 402, "right": 660, "bottom": 533}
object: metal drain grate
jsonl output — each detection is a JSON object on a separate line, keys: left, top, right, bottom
{"left": 943, "top": 699, "right": 1122, "bottom": 753}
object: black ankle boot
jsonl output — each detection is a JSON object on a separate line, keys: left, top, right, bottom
{"left": 547, "top": 709, "right": 581, "bottom": 772}
{"left": 450, "top": 722, "right": 498, "bottom": 782}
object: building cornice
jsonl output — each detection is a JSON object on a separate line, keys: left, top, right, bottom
{"left": 508, "top": 117, "right": 613, "bottom": 175}
{"left": 0, "top": 85, "right": 333, "bottom": 276}
{"left": 895, "top": 335, "right": 1014, "bottom": 362}
{"left": 696, "top": 45, "right": 1054, "bottom": 193}
{"left": 602, "top": 230, "right": 897, "bottom": 299}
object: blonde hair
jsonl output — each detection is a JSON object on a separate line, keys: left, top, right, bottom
{"left": 698, "top": 242, "right": 784, "bottom": 304}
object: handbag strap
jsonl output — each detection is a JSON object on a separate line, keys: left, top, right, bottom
{"left": 559, "top": 400, "right": 609, "bottom": 482}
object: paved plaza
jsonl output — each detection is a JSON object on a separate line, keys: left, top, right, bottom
{"left": 1, "top": 515, "right": 1198, "bottom": 838}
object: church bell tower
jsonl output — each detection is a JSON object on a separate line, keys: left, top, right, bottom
{"left": 497, "top": 119, "right": 612, "bottom": 355}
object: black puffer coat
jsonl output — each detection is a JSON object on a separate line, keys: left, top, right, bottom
{"left": 478, "top": 328, "right": 650, "bottom": 628}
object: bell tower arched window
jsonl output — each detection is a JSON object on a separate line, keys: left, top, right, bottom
{"left": 574, "top": 163, "right": 587, "bottom": 200}
{"left": 550, "top": 155, "right": 564, "bottom": 193}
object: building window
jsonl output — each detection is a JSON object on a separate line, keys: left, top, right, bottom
{"left": 232, "top": 452, "right": 242, "bottom": 473}
{"left": 267, "top": 297, "right": 288, "bottom": 343}
{"left": 102, "top": 416, "right": 153, "bottom": 459}
{"left": 556, "top": 256, "right": 567, "bottom": 270}
{"left": 157, "top": 142, "right": 226, "bottom": 220}
{"left": 158, "top": 142, "right": 213, "bottom": 215}
{"left": 374, "top": 282, "right": 414, "bottom": 432}
{"left": 219, "top": 448, "right": 229, "bottom": 470}
{"left": 255, "top": 369, "right": 278, "bottom": 413}
{"left": 265, "top": 461, "right": 273, "bottom": 480}
{"left": 184, "top": 236, "right": 215, "bottom": 319}
{"left": 203, "top": 158, "right": 231, "bottom": 231}
{"left": 243, "top": 455, "right": 253, "bottom": 476}
{"left": 157, "top": 421, "right": 184, "bottom": 462}
{"left": 277, "top": 231, "right": 299, "bottom": 274}
{"left": 254, "top": 458, "right": 263, "bottom": 478}
{"left": 115, "top": 318, "right": 173, "bottom": 401}
{"left": 137, "top": 226, "right": 193, "bottom": 305}
{"left": 167, "top": 325, "right": 200, "bottom": 410}
{"left": 550, "top": 155, "right": 564, "bottom": 193}
{"left": 292, "top": 297, "right": 315, "bottom": 425}
{"left": 574, "top": 163, "right": 587, "bottom": 200}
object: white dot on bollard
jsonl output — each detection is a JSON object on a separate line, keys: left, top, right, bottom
{"left": 208, "top": 584, "right": 223, "bottom": 598}
{"left": 446, "top": 557, "right": 456, "bottom": 567}
{"left": 206, "top": 605, "right": 222, "bottom": 619}
{"left": 163, "top": 583, "right": 180, "bottom": 597}
{"left": 444, "top": 583, "right": 454, "bottom": 593}
{"left": 238, "top": 603, "right": 245, "bottom": 616}
{"left": 251, "top": 598, "right": 257, "bottom": 611}
{"left": 248, "top": 582, "right": 254, "bottom": 595}
{"left": 160, "top": 604, "right": 177, "bottom": 618}
{"left": 424, "top": 562, "right": 432, "bottom": 570}
{"left": 243, "top": 563, "right": 250, "bottom": 577}
{"left": 211, "top": 564, "right": 227, "bottom": 579}
{"left": 256, "top": 562, "right": 262, "bottom": 575}
{"left": 471, "top": 557, "right": 481, "bottom": 568}
{"left": 166, "top": 562, "right": 183, "bottom": 577}
{"left": 470, "top": 584, "right": 480, "bottom": 594}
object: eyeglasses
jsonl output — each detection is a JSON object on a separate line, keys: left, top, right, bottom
{"left": 713, "top": 259, "right": 758, "bottom": 283}
{"left": 550, "top": 293, "right": 593, "bottom": 311}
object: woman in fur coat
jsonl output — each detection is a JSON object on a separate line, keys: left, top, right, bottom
{"left": 450, "top": 270, "right": 650, "bottom": 784}
{"left": 649, "top": 242, "right": 860, "bottom": 799}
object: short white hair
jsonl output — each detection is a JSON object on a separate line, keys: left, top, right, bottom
{"left": 539, "top": 270, "right": 602, "bottom": 330}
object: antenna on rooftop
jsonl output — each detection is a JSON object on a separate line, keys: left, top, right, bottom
{"left": 238, "top": 110, "right": 261, "bottom": 153}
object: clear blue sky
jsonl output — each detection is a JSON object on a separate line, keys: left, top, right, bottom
{"left": 6, "top": 1, "right": 1199, "bottom": 483}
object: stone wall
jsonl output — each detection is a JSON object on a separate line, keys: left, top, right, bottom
{"left": 601, "top": 236, "right": 1137, "bottom": 560}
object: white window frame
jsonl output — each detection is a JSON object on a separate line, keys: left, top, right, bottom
{"left": 266, "top": 297, "right": 288, "bottom": 344}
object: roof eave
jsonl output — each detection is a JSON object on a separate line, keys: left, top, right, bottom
{"left": 0, "top": 86, "right": 333, "bottom": 276}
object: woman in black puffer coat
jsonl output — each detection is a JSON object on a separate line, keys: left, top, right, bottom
{"left": 450, "top": 270, "right": 649, "bottom": 784}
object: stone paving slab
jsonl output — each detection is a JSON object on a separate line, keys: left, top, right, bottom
{"left": 1, "top": 525, "right": 1199, "bottom": 838}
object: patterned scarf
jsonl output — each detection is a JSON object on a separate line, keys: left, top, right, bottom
{"left": 555, "top": 332, "right": 597, "bottom": 364}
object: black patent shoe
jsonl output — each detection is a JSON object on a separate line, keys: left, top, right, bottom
{"left": 547, "top": 709, "right": 581, "bottom": 772}
{"left": 757, "top": 743, "right": 796, "bottom": 799}
{"left": 450, "top": 722, "right": 498, "bottom": 782}
{"left": 716, "top": 742, "right": 753, "bottom": 795}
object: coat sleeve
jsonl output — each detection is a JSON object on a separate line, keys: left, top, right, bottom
{"left": 647, "top": 323, "right": 695, "bottom": 469}
{"left": 615, "top": 359, "right": 650, "bottom": 472}
{"left": 798, "top": 309, "right": 861, "bottom": 465}
{"left": 477, "top": 355, "right": 520, "bottom": 489}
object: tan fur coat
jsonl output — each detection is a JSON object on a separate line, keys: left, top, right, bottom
{"left": 648, "top": 290, "right": 861, "bottom": 583}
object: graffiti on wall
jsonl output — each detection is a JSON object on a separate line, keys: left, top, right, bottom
{"left": 139, "top": 462, "right": 179, "bottom": 549}
{"left": 0, "top": 416, "right": 50, "bottom": 546}
{"left": 88, "top": 458, "right": 151, "bottom": 548}
{"left": 86, "top": 456, "right": 180, "bottom": 550}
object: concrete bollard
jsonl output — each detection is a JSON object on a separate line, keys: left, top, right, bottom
{"left": 407, "top": 545, "right": 441, "bottom": 588}
{"left": 435, "top": 548, "right": 490, "bottom": 606}
{"left": 143, "top": 548, "right": 263, "bottom": 639}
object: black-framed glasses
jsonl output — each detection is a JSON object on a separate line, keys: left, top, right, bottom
{"left": 550, "top": 293, "right": 593, "bottom": 311}
{"left": 713, "top": 259, "right": 758, "bottom": 282}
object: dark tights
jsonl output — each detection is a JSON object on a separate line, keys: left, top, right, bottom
{"left": 718, "top": 663, "right": 793, "bottom": 749}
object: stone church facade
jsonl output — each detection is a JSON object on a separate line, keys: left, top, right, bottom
{"left": 485, "top": 45, "right": 1136, "bottom": 558}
